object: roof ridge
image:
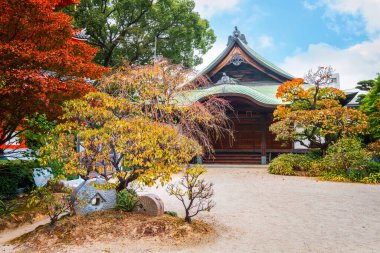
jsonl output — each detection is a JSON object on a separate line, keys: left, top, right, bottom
{"left": 236, "top": 39, "right": 294, "bottom": 79}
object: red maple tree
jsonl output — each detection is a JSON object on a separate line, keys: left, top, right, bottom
{"left": 0, "top": 0, "right": 108, "bottom": 153}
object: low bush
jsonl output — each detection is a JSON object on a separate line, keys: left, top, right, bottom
{"left": 0, "top": 196, "right": 17, "bottom": 218}
{"left": 268, "top": 138, "right": 380, "bottom": 184}
{"left": 164, "top": 211, "right": 178, "bottom": 217}
{"left": 322, "top": 137, "right": 371, "bottom": 174}
{"left": 27, "top": 181, "right": 74, "bottom": 226}
{"left": 268, "top": 153, "right": 321, "bottom": 176}
{"left": 116, "top": 189, "right": 139, "bottom": 212}
{"left": 0, "top": 160, "right": 38, "bottom": 198}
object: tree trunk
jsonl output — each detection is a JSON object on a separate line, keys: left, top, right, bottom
{"left": 116, "top": 172, "right": 139, "bottom": 192}
{"left": 184, "top": 216, "right": 191, "bottom": 223}
{"left": 103, "top": 50, "right": 113, "bottom": 67}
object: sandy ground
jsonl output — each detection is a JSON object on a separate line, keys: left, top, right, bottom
{"left": 2, "top": 166, "right": 380, "bottom": 252}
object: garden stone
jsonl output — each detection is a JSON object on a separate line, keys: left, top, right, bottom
{"left": 133, "top": 194, "right": 164, "bottom": 217}
{"left": 60, "top": 176, "right": 85, "bottom": 189}
{"left": 33, "top": 168, "right": 53, "bottom": 187}
{"left": 72, "top": 178, "right": 116, "bottom": 215}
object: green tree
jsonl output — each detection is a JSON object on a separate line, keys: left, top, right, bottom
{"left": 73, "top": 0, "right": 215, "bottom": 67}
{"left": 355, "top": 79, "right": 376, "bottom": 104}
{"left": 360, "top": 75, "right": 380, "bottom": 140}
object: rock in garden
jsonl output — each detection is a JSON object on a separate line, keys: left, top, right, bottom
{"left": 72, "top": 178, "right": 116, "bottom": 215}
{"left": 33, "top": 168, "right": 53, "bottom": 187}
{"left": 133, "top": 194, "right": 164, "bottom": 217}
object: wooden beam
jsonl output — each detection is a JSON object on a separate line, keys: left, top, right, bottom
{"left": 260, "top": 113, "right": 267, "bottom": 156}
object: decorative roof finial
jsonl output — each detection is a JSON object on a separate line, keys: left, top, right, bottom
{"left": 233, "top": 26, "right": 240, "bottom": 37}
{"left": 227, "top": 26, "right": 248, "bottom": 46}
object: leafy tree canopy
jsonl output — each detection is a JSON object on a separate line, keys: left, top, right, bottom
{"left": 72, "top": 0, "right": 216, "bottom": 67}
{"left": 270, "top": 67, "right": 368, "bottom": 154}
{"left": 39, "top": 92, "right": 202, "bottom": 191}
{"left": 99, "top": 58, "right": 232, "bottom": 154}
{"left": 0, "top": 0, "right": 108, "bottom": 153}
{"left": 355, "top": 79, "right": 376, "bottom": 104}
{"left": 360, "top": 75, "right": 380, "bottom": 140}
{"left": 39, "top": 60, "right": 232, "bottom": 191}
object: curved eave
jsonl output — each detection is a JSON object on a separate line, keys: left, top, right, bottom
{"left": 237, "top": 39, "right": 294, "bottom": 80}
{"left": 342, "top": 91, "right": 358, "bottom": 106}
{"left": 180, "top": 84, "right": 281, "bottom": 109}
{"left": 198, "top": 38, "right": 294, "bottom": 81}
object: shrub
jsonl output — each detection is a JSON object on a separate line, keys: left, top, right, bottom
{"left": 167, "top": 166, "right": 215, "bottom": 223}
{"left": 268, "top": 154, "right": 296, "bottom": 175}
{"left": 323, "top": 137, "right": 371, "bottom": 174}
{"left": 116, "top": 189, "right": 139, "bottom": 212}
{"left": 362, "top": 172, "right": 380, "bottom": 184}
{"left": 0, "top": 196, "right": 17, "bottom": 218}
{"left": 0, "top": 160, "right": 38, "bottom": 198}
{"left": 268, "top": 153, "right": 320, "bottom": 176}
{"left": 164, "top": 211, "right": 178, "bottom": 217}
{"left": 27, "top": 182, "right": 74, "bottom": 226}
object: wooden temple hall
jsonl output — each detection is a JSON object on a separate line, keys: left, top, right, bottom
{"left": 189, "top": 27, "right": 353, "bottom": 165}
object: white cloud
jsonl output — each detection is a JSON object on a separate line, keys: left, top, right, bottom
{"left": 287, "top": 0, "right": 380, "bottom": 89}
{"left": 258, "top": 35, "right": 274, "bottom": 49}
{"left": 303, "top": 1, "right": 322, "bottom": 11}
{"left": 193, "top": 0, "right": 241, "bottom": 19}
{"left": 314, "top": 0, "right": 380, "bottom": 36}
{"left": 281, "top": 38, "right": 380, "bottom": 89}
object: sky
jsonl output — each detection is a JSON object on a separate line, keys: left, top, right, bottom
{"left": 193, "top": 0, "right": 380, "bottom": 90}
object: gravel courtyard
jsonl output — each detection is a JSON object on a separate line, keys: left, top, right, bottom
{"left": 3, "top": 166, "right": 380, "bottom": 253}
{"left": 144, "top": 166, "right": 380, "bottom": 253}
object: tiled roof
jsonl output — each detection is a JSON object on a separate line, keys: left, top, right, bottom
{"left": 180, "top": 84, "right": 282, "bottom": 107}
{"left": 180, "top": 83, "right": 355, "bottom": 107}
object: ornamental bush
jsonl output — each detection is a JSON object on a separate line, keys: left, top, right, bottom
{"left": 323, "top": 137, "right": 371, "bottom": 174}
{"left": 268, "top": 153, "right": 321, "bottom": 176}
{"left": 0, "top": 160, "right": 37, "bottom": 198}
{"left": 116, "top": 189, "right": 139, "bottom": 212}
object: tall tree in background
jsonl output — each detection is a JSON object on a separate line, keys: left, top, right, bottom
{"left": 73, "top": 0, "right": 216, "bottom": 67}
{"left": 0, "top": 0, "right": 108, "bottom": 154}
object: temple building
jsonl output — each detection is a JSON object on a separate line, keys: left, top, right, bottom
{"left": 188, "top": 27, "right": 356, "bottom": 165}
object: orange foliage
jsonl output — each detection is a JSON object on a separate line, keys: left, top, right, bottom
{"left": 0, "top": 0, "right": 109, "bottom": 150}
{"left": 271, "top": 75, "right": 368, "bottom": 153}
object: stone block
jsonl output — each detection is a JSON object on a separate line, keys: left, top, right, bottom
{"left": 133, "top": 194, "right": 164, "bottom": 217}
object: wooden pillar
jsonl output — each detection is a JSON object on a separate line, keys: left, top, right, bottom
{"left": 260, "top": 113, "right": 267, "bottom": 164}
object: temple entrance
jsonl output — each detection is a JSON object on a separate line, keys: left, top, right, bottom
{"left": 204, "top": 96, "right": 292, "bottom": 164}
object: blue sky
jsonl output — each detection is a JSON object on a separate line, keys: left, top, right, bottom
{"left": 194, "top": 0, "right": 380, "bottom": 89}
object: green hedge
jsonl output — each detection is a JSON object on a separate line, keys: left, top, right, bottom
{"left": 0, "top": 160, "right": 38, "bottom": 199}
{"left": 268, "top": 138, "right": 380, "bottom": 183}
{"left": 268, "top": 153, "right": 323, "bottom": 176}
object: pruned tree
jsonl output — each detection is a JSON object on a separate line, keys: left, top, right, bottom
{"left": 27, "top": 181, "right": 74, "bottom": 226}
{"left": 355, "top": 79, "right": 376, "bottom": 104}
{"left": 166, "top": 166, "right": 215, "bottom": 223}
{"left": 270, "top": 67, "right": 368, "bottom": 155}
{"left": 39, "top": 92, "right": 202, "bottom": 191}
